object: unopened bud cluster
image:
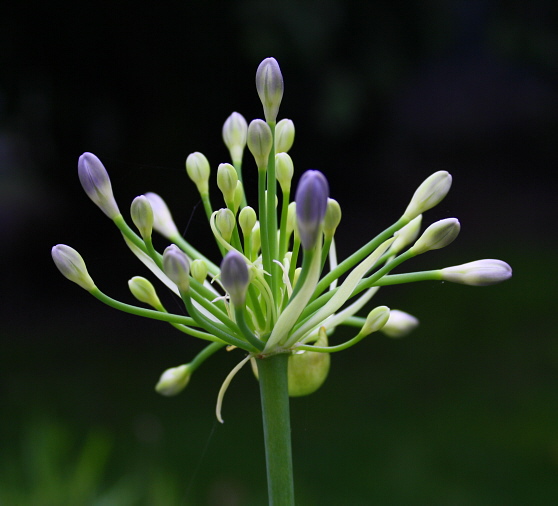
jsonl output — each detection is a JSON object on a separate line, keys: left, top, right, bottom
{"left": 52, "top": 57, "right": 511, "bottom": 417}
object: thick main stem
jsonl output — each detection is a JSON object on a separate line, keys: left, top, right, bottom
{"left": 257, "top": 353, "right": 295, "bottom": 505}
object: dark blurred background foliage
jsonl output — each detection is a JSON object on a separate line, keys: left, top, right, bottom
{"left": 1, "top": 1, "right": 557, "bottom": 504}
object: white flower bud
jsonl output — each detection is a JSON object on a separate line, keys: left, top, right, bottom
{"left": 78, "top": 152, "right": 120, "bottom": 219}
{"left": 162, "top": 245, "right": 190, "bottom": 292}
{"left": 275, "top": 152, "right": 294, "bottom": 192}
{"left": 403, "top": 171, "right": 452, "bottom": 221}
{"left": 247, "top": 119, "right": 273, "bottom": 171}
{"left": 128, "top": 276, "right": 162, "bottom": 308}
{"left": 255, "top": 57, "right": 284, "bottom": 124}
{"left": 217, "top": 163, "right": 239, "bottom": 206}
{"left": 144, "top": 192, "right": 179, "bottom": 239}
{"left": 51, "top": 244, "right": 96, "bottom": 291}
{"left": 155, "top": 364, "right": 192, "bottom": 396}
{"left": 275, "top": 118, "right": 295, "bottom": 153}
{"left": 130, "top": 195, "right": 154, "bottom": 240}
{"left": 410, "top": 218, "right": 460, "bottom": 255}
{"left": 222, "top": 112, "right": 248, "bottom": 164}
{"left": 381, "top": 310, "right": 419, "bottom": 338}
{"left": 391, "top": 215, "right": 422, "bottom": 254}
{"left": 440, "top": 259, "right": 512, "bottom": 286}
{"left": 361, "top": 306, "right": 390, "bottom": 336}
{"left": 185, "top": 152, "right": 210, "bottom": 196}
{"left": 216, "top": 208, "right": 236, "bottom": 243}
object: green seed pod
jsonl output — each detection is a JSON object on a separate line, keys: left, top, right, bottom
{"left": 288, "top": 330, "right": 330, "bottom": 397}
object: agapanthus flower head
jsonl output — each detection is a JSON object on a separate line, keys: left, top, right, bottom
{"left": 52, "top": 56, "right": 511, "bottom": 423}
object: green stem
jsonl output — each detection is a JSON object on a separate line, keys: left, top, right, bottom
{"left": 257, "top": 353, "right": 295, "bottom": 506}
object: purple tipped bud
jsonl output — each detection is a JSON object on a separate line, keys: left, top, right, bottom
{"left": 295, "top": 170, "right": 330, "bottom": 250}
{"left": 51, "top": 244, "right": 96, "bottom": 291}
{"left": 78, "top": 152, "right": 120, "bottom": 219}
{"left": 162, "top": 245, "right": 190, "bottom": 292}
{"left": 441, "top": 259, "right": 512, "bottom": 286}
{"left": 220, "top": 250, "right": 250, "bottom": 306}
{"left": 255, "top": 57, "right": 284, "bottom": 123}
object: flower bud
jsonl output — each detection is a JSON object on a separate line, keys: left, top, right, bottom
{"left": 255, "top": 57, "right": 284, "bottom": 124}
{"left": 288, "top": 329, "right": 330, "bottom": 397}
{"left": 155, "top": 364, "right": 192, "bottom": 396}
{"left": 130, "top": 195, "right": 154, "bottom": 240}
{"left": 217, "top": 163, "right": 239, "bottom": 206}
{"left": 162, "top": 244, "right": 190, "bottom": 292}
{"left": 380, "top": 310, "right": 419, "bottom": 338}
{"left": 286, "top": 201, "right": 296, "bottom": 237}
{"left": 275, "top": 152, "right": 294, "bottom": 193}
{"left": 51, "top": 244, "right": 96, "bottom": 291}
{"left": 403, "top": 171, "right": 452, "bottom": 221}
{"left": 128, "top": 276, "right": 162, "bottom": 308}
{"left": 251, "top": 222, "right": 261, "bottom": 256}
{"left": 295, "top": 170, "right": 330, "bottom": 250}
{"left": 144, "top": 192, "right": 179, "bottom": 239}
{"left": 247, "top": 119, "right": 273, "bottom": 171}
{"left": 222, "top": 112, "right": 248, "bottom": 164}
{"left": 215, "top": 208, "right": 236, "bottom": 243}
{"left": 410, "top": 218, "right": 460, "bottom": 255}
{"left": 323, "top": 198, "right": 342, "bottom": 239}
{"left": 220, "top": 250, "right": 250, "bottom": 306}
{"left": 190, "top": 259, "right": 208, "bottom": 284}
{"left": 275, "top": 118, "right": 295, "bottom": 153}
{"left": 440, "top": 259, "right": 512, "bottom": 286}
{"left": 78, "top": 152, "right": 120, "bottom": 219}
{"left": 233, "top": 181, "right": 244, "bottom": 214}
{"left": 185, "top": 152, "right": 210, "bottom": 196}
{"left": 361, "top": 306, "right": 390, "bottom": 336}
{"left": 239, "top": 206, "right": 257, "bottom": 238}
{"left": 391, "top": 215, "right": 422, "bottom": 254}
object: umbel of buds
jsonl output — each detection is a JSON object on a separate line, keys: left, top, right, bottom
{"left": 52, "top": 57, "right": 511, "bottom": 423}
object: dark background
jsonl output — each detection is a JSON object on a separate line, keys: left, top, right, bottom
{"left": 1, "top": 1, "right": 557, "bottom": 504}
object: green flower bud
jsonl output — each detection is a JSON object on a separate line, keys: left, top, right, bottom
{"left": 239, "top": 206, "right": 257, "bottom": 238}
{"left": 275, "top": 152, "right": 294, "bottom": 193}
{"left": 130, "top": 195, "right": 154, "bottom": 240}
{"left": 323, "top": 198, "right": 342, "bottom": 239}
{"left": 410, "top": 218, "right": 460, "bottom": 255}
{"left": 51, "top": 244, "right": 96, "bottom": 291}
{"left": 288, "top": 329, "right": 330, "bottom": 397}
{"left": 215, "top": 208, "right": 235, "bottom": 243}
{"left": 286, "top": 201, "right": 296, "bottom": 238}
{"left": 128, "top": 276, "right": 162, "bottom": 308}
{"left": 233, "top": 181, "right": 244, "bottom": 214}
{"left": 361, "top": 306, "right": 391, "bottom": 336}
{"left": 155, "top": 364, "right": 192, "bottom": 396}
{"left": 403, "top": 171, "right": 452, "bottom": 221}
{"left": 247, "top": 119, "right": 273, "bottom": 171}
{"left": 222, "top": 112, "right": 248, "bottom": 164}
{"left": 251, "top": 222, "right": 261, "bottom": 256}
{"left": 144, "top": 192, "right": 179, "bottom": 239}
{"left": 255, "top": 57, "right": 284, "bottom": 124}
{"left": 186, "top": 152, "right": 210, "bottom": 196}
{"left": 275, "top": 118, "right": 295, "bottom": 153}
{"left": 78, "top": 152, "right": 120, "bottom": 219}
{"left": 380, "top": 310, "right": 419, "bottom": 338}
{"left": 162, "top": 245, "right": 190, "bottom": 292}
{"left": 190, "top": 259, "right": 208, "bottom": 284}
{"left": 440, "top": 259, "right": 512, "bottom": 286}
{"left": 217, "top": 163, "right": 239, "bottom": 206}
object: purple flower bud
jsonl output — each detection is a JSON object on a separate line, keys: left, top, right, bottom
{"left": 51, "top": 244, "right": 96, "bottom": 291}
{"left": 255, "top": 57, "right": 284, "bottom": 123}
{"left": 220, "top": 250, "right": 250, "bottom": 306}
{"left": 78, "top": 152, "right": 120, "bottom": 219}
{"left": 295, "top": 170, "right": 330, "bottom": 250}
{"left": 163, "top": 244, "right": 190, "bottom": 292}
